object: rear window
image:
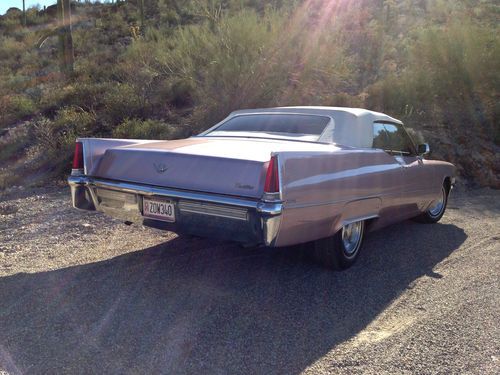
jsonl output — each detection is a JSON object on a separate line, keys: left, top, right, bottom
{"left": 210, "top": 114, "right": 330, "bottom": 137}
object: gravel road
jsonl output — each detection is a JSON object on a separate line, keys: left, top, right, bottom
{"left": 0, "top": 186, "right": 499, "bottom": 374}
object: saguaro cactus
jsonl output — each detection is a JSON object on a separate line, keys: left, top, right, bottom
{"left": 57, "top": 0, "right": 75, "bottom": 76}
{"left": 139, "top": 0, "right": 145, "bottom": 29}
{"left": 22, "top": 0, "right": 27, "bottom": 26}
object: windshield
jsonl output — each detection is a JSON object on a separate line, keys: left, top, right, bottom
{"left": 206, "top": 114, "right": 331, "bottom": 141}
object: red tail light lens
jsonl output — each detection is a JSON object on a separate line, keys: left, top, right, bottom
{"left": 264, "top": 155, "right": 280, "bottom": 193}
{"left": 72, "top": 141, "right": 84, "bottom": 169}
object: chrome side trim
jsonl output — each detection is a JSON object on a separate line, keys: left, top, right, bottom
{"left": 285, "top": 194, "right": 391, "bottom": 210}
{"left": 342, "top": 214, "right": 379, "bottom": 227}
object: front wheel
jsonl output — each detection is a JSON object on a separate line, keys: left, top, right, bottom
{"left": 414, "top": 185, "right": 448, "bottom": 224}
{"left": 313, "top": 220, "right": 365, "bottom": 270}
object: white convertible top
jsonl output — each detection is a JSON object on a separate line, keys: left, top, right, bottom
{"left": 202, "top": 106, "right": 403, "bottom": 148}
{"left": 232, "top": 106, "right": 403, "bottom": 125}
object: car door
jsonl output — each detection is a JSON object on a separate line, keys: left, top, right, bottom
{"left": 372, "top": 122, "right": 432, "bottom": 220}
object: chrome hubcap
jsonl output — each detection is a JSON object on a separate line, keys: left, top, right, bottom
{"left": 342, "top": 221, "right": 363, "bottom": 257}
{"left": 429, "top": 187, "right": 446, "bottom": 217}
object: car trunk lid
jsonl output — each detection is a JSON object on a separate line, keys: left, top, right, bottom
{"left": 90, "top": 137, "right": 338, "bottom": 198}
{"left": 90, "top": 138, "right": 266, "bottom": 198}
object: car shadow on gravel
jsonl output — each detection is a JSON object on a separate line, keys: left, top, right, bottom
{"left": 0, "top": 221, "right": 466, "bottom": 374}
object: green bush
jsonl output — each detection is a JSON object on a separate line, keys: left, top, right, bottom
{"left": 55, "top": 82, "right": 108, "bottom": 112}
{"left": 0, "top": 129, "right": 29, "bottom": 162}
{"left": 0, "top": 36, "right": 25, "bottom": 63}
{"left": 102, "top": 83, "right": 144, "bottom": 125}
{"left": 0, "top": 95, "right": 36, "bottom": 128}
{"left": 366, "top": 19, "right": 499, "bottom": 127}
{"left": 31, "top": 107, "right": 97, "bottom": 159}
{"left": 148, "top": 7, "right": 353, "bottom": 129}
{"left": 10, "top": 95, "right": 35, "bottom": 118}
{"left": 113, "top": 118, "right": 173, "bottom": 139}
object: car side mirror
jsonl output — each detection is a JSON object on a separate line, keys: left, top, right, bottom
{"left": 417, "top": 143, "right": 430, "bottom": 156}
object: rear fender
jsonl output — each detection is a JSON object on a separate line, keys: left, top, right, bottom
{"left": 334, "top": 197, "right": 382, "bottom": 233}
{"left": 274, "top": 149, "right": 393, "bottom": 246}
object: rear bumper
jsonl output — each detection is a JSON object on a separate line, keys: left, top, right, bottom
{"left": 68, "top": 175, "right": 282, "bottom": 246}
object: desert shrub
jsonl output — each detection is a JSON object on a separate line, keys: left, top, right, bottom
{"left": 0, "top": 95, "right": 36, "bottom": 128}
{"left": 102, "top": 83, "right": 144, "bottom": 124}
{"left": 149, "top": 7, "right": 353, "bottom": 129}
{"left": 157, "top": 0, "right": 181, "bottom": 26}
{"left": 328, "top": 93, "right": 364, "bottom": 108}
{"left": 0, "top": 125, "right": 30, "bottom": 163}
{"left": 0, "top": 37, "right": 25, "bottom": 61}
{"left": 0, "top": 11, "right": 22, "bottom": 34}
{"left": 113, "top": 118, "right": 173, "bottom": 139}
{"left": 167, "top": 79, "right": 194, "bottom": 108}
{"left": 10, "top": 95, "right": 35, "bottom": 118}
{"left": 2, "top": 74, "right": 32, "bottom": 94}
{"left": 365, "top": 76, "right": 409, "bottom": 115}
{"left": 31, "top": 107, "right": 97, "bottom": 160}
{"left": 36, "top": 82, "right": 70, "bottom": 114}
{"left": 170, "top": 9, "right": 289, "bottom": 122}
{"left": 113, "top": 41, "right": 163, "bottom": 117}
{"left": 101, "top": 10, "right": 131, "bottom": 39}
{"left": 76, "top": 50, "right": 120, "bottom": 81}
{"left": 367, "top": 19, "right": 499, "bottom": 122}
{"left": 119, "top": 36, "right": 194, "bottom": 113}
{"left": 26, "top": 7, "right": 49, "bottom": 26}
{"left": 407, "top": 23, "right": 492, "bottom": 100}
{"left": 57, "top": 82, "right": 109, "bottom": 112}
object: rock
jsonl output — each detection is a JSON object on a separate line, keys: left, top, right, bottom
{"left": 0, "top": 204, "right": 18, "bottom": 215}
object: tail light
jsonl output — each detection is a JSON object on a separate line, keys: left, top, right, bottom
{"left": 72, "top": 141, "right": 84, "bottom": 171}
{"left": 264, "top": 155, "right": 280, "bottom": 198}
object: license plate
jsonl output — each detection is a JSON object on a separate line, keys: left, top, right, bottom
{"left": 143, "top": 197, "right": 176, "bottom": 222}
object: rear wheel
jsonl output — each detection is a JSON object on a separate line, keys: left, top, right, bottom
{"left": 313, "top": 220, "right": 365, "bottom": 270}
{"left": 415, "top": 184, "right": 448, "bottom": 223}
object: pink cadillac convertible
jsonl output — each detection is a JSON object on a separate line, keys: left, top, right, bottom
{"left": 68, "top": 107, "right": 455, "bottom": 269}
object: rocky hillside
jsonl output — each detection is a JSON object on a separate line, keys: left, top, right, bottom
{"left": 0, "top": 0, "right": 498, "bottom": 188}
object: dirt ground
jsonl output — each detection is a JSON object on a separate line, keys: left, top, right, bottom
{"left": 0, "top": 185, "right": 499, "bottom": 374}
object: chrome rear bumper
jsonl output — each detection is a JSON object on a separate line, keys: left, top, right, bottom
{"left": 68, "top": 175, "right": 282, "bottom": 246}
